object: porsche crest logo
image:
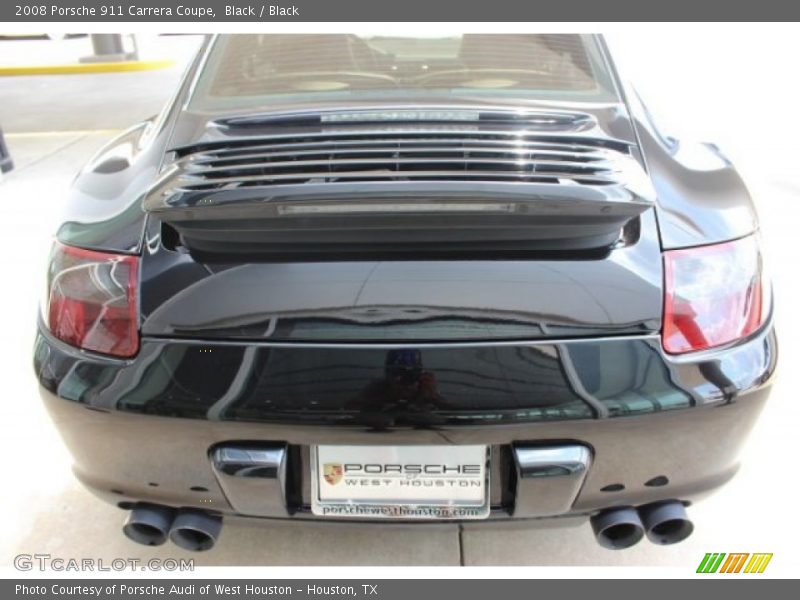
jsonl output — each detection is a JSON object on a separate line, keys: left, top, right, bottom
{"left": 323, "top": 463, "right": 344, "bottom": 485}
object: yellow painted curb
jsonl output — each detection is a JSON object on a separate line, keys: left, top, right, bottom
{"left": 0, "top": 60, "right": 174, "bottom": 76}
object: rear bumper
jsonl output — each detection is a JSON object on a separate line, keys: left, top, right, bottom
{"left": 34, "top": 324, "right": 777, "bottom": 522}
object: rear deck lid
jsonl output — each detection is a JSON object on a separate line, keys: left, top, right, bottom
{"left": 138, "top": 34, "right": 662, "bottom": 342}
{"left": 139, "top": 209, "right": 663, "bottom": 342}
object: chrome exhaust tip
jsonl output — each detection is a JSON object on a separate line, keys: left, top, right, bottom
{"left": 639, "top": 501, "right": 694, "bottom": 545}
{"left": 590, "top": 506, "right": 645, "bottom": 550}
{"left": 168, "top": 510, "right": 222, "bottom": 552}
{"left": 122, "top": 504, "right": 175, "bottom": 547}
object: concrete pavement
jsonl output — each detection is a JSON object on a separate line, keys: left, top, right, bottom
{"left": 0, "top": 36, "right": 202, "bottom": 132}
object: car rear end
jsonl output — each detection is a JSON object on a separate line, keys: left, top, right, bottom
{"left": 34, "top": 34, "right": 776, "bottom": 552}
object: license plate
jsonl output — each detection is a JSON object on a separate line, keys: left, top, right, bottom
{"left": 310, "top": 445, "right": 490, "bottom": 519}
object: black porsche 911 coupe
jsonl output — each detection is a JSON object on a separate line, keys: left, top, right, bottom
{"left": 34, "top": 34, "right": 776, "bottom": 552}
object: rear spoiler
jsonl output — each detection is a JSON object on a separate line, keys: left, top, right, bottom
{"left": 144, "top": 123, "right": 654, "bottom": 257}
{"left": 146, "top": 179, "right": 652, "bottom": 257}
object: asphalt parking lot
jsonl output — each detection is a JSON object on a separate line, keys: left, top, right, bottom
{"left": 1, "top": 33, "right": 798, "bottom": 570}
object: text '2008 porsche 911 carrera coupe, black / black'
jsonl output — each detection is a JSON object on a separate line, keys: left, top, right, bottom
{"left": 34, "top": 34, "right": 776, "bottom": 552}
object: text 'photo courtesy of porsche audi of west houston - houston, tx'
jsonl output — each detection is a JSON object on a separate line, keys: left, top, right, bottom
{"left": 33, "top": 34, "right": 776, "bottom": 552}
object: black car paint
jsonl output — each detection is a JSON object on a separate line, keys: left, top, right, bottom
{"left": 35, "top": 324, "right": 776, "bottom": 518}
{"left": 36, "top": 34, "right": 775, "bottom": 525}
{"left": 138, "top": 212, "right": 661, "bottom": 342}
{"left": 35, "top": 325, "right": 776, "bottom": 425}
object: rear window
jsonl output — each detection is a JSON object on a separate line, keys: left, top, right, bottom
{"left": 191, "top": 34, "right": 618, "bottom": 110}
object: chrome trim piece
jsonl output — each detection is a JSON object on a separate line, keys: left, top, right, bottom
{"left": 210, "top": 445, "right": 289, "bottom": 517}
{"left": 512, "top": 444, "right": 592, "bottom": 517}
{"left": 142, "top": 333, "right": 660, "bottom": 350}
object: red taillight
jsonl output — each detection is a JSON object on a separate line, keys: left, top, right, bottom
{"left": 663, "top": 235, "right": 767, "bottom": 354}
{"left": 44, "top": 242, "right": 139, "bottom": 358}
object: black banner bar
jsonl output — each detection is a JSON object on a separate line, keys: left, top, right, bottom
{"left": 3, "top": 580, "right": 795, "bottom": 600}
{"left": 4, "top": 0, "right": 800, "bottom": 22}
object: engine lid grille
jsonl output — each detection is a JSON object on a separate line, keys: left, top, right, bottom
{"left": 168, "top": 109, "right": 636, "bottom": 192}
{"left": 173, "top": 133, "right": 631, "bottom": 191}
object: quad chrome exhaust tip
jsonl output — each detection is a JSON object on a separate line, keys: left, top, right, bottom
{"left": 639, "top": 500, "right": 694, "bottom": 546}
{"left": 122, "top": 504, "right": 222, "bottom": 551}
{"left": 168, "top": 509, "right": 223, "bottom": 552}
{"left": 590, "top": 506, "right": 645, "bottom": 550}
{"left": 122, "top": 504, "right": 175, "bottom": 547}
{"left": 591, "top": 500, "right": 694, "bottom": 549}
